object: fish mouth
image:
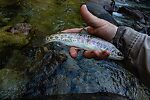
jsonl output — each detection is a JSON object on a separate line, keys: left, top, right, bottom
{"left": 108, "top": 55, "right": 124, "bottom": 60}
{"left": 115, "top": 56, "right": 124, "bottom": 60}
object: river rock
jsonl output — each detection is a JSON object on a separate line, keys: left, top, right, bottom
{"left": 23, "top": 42, "right": 150, "bottom": 100}
{"left": 86, "top": 0, "right": 118, "bottom": 25}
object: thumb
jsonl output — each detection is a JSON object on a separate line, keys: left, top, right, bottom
{"left": 80, "top": 5, "right": 107, "bottom": 28}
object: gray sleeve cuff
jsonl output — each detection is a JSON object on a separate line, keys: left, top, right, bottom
{"left": 112, "top": 26, "right": 145, "bottom": 59}
{"left": 112, "top": 26, "right": 126, "bottom": 50}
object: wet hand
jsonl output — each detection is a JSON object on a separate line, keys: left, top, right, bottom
{"left": 62, "top": 4, "right": 118, "bottom": 59}
{"left": 80, "top": 5, "right": 118, "bottom": 41}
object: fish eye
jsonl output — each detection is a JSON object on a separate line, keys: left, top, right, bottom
{"left": 117, "top": 52, "right": 123, "bottom": 56}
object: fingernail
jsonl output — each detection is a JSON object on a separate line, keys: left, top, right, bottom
{"left": 80, "top": 4, "right": 87, "bottom": 8}
{"left": 71, "top": 53, "right": 77, "bottom": 59}
{"left": 94, "top": 50, "right": 99, "bottom": 54}
{"left": 93, "top": 50, "right": 101, "bottom": 57}
{"left": 103, "top": 51, "right": 110, "bottom": 56}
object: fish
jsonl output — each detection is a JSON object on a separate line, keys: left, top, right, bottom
{"left": 45, "top": 31, "right": 124, "bottom": 60}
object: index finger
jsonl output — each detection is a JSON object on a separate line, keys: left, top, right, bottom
{"left": 61, "top": 28, "right": 83, "bottom": 33}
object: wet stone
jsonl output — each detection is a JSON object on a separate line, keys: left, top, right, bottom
{"left": 23, "top": 42, "right": 150, "bottom": 100}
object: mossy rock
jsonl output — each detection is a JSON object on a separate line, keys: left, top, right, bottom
{"left": 0, "top": 26, "right": 29, "bottom": 67}
{"left": 11, "top": 0, "right": 86, "bottom": 34}
{"left": 0, "top": 26, "right": 29, "bottom": 50}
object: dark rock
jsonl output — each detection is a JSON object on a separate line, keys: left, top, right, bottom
{"left": 133, "top": 21, "right": 150, "bottom": 35}
{"left": 112, "top": 0, "right": 150, "bottom": 35}
{"left": 118, "top": 7, "right": 145, "bottom": 23}
{"left": 86, "top": 0, "right": 118, "bottom": 25}
{"left": 103, "top": 5, "right": 118, "bottom": 15}
{"left": 22, "top": 92, "right": 129, "bottom": 100}
{"left": 23, "top": 42, "right": 150, "bottom": 100}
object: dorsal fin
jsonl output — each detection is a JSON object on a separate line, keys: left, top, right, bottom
{"left": 80, "top": 28, "right": 89, "bottom": 34}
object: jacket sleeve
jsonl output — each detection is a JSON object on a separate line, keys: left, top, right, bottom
{"left": 113, "top": 26, "right": 150, "bottom": 87}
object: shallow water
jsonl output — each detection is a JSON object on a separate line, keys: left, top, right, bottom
{"left": 0, "top": 0, "right": 86, "bottom": 99}
{"left": 114, "top": 0, "right": 150, "bottom": 27}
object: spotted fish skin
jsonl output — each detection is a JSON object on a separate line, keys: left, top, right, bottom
{"left": 45, "top": 32, "right": 124, "bottom": 60}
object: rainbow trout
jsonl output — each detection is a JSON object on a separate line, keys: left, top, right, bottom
{"left": 45, "top": 31, "right": 124, "bottom": 60}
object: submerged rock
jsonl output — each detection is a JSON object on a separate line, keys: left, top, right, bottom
{"left": 86, "top": 0, "right": 118, "bottom": 25}
{"left": 9, "top": 23, "right": 32, "bottom": 35}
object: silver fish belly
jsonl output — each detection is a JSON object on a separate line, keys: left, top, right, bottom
{"left": 45, "top": 33, "right": 124, "bottom": 60}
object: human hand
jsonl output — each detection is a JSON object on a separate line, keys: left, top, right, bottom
{"left": 62, "top": 5, "right": 118, "bottom": 59}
